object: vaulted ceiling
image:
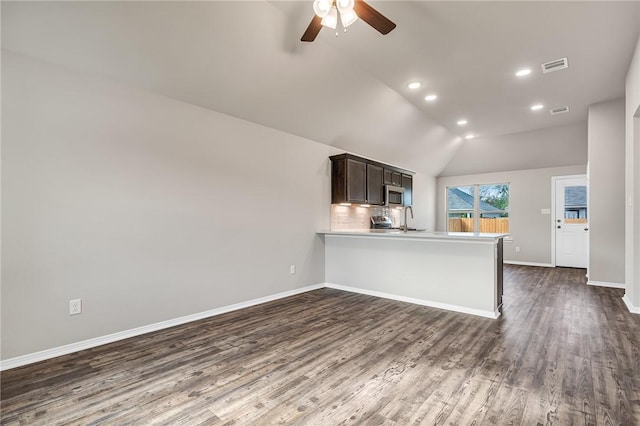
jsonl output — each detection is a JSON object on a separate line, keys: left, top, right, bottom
{"left": 2, "top": 1, "right": 638, "bottom": 176}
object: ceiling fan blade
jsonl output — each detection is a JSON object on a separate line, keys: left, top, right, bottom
{"left": 353, "top": 0, "right": 396, "bottom": 35}
{"left": 301, "top": 15, "right": 323, "bottom": 42}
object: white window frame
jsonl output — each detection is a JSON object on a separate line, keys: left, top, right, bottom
{"left": 446, "top": 183, "right": 510, "bottom": 233}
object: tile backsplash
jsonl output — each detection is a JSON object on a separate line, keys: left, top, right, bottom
{"left": 331, "top": 205, "right": 403, "bottom": 230}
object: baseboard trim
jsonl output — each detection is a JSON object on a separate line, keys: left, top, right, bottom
{"left": 587, "top": 280, "right": 625, "bottom": 289}
{"left": 622, "top": 294, "right": 640, "bottom": 314}
{"left": 504, "top": 261, "right": 554, "bottom": 268}
{"left": 0, "top": 283, "right": 325, "bottom": 371}
{"left": 324, "top": 283, "right": 500, "bottom": 320}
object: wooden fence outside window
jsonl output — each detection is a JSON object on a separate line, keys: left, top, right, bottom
{"left": 448, "top": 218, "right": 510, "bottom": 233}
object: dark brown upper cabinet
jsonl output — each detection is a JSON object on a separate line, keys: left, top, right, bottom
{"left": 330, "top": 154, "right": 414, "bottom": 206}
{"left": 402, "top": 174, "right": 413, "bottom": 207}
{"left": 345, "top": 158, "right": 367, "bottom": 203}
{"left": 331, "top": 156, "right": 366, "bottom": 204}
{"left": 383, "top": 168, "right": 402, "bottom": 186}
{"left": 366, "top": 164, "right": 384, "bottom": 205}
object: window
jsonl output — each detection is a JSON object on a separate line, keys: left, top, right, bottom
{"left": 447, "top": 183, "right": 509, "bottom": 233}
{"left": 563, "top": 185, "right": 587, "bottom": 223}
{"left": 447, "top": 185, "right": 475, "bottom": 231}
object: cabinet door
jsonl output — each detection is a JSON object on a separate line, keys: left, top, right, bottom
{"left": 402, "top": 174, "right": 413, "bottom": 206}
{"left": 367, "top": 164, "right": 384, "bottom": 205}
{"left": 383, "top": 169, "right": 393, "bottom": 185}
{"left": 383, "top": 168, "right": 402, "bottom": 186}
{"left": 346, "top": 159, "right": 367, "bottom": 203}
{"left": 391, "top": 171, "right": 402, "bottom": 186}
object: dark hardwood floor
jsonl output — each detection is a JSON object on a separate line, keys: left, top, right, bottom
{"left": 2, "top": 265, "right": 639, "bottom": 425}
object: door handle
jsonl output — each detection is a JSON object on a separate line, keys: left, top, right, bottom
{"left": 584, "top": 228, "right": 589, "bottom": 231}
{"left": 557, "top": 226, "right": 561, "bottom": 229}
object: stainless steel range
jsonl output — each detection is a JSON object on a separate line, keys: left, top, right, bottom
{"left": 370, "top": 215, "right": 393, "bottom": 229}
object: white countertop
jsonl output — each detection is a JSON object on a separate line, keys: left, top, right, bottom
{"left": 318, "top": 229, "right": 508, "bottom": 243}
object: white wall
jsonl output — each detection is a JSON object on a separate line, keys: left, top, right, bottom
{"left": 439, "top": 123, "right": 588, "bottom": 177}
{"left": 437, "top": 165, "right": 587, "bottom": 265}
{"left": 587, "top": 98, "right": 626, "bottom": 286}
{"left": 625, "top": 34, "right": 640, "bottom": 311}
{"left": 0, "top": 52, "right": 348, "bottom": 360}
{"left": 413, "top": 173, "right": 437, "bottom": 231}
{"left": 1, "top": 51, "right": 440, "bottom": 361}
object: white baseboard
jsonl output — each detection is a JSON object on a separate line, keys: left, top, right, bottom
{"left": 0, "top": 283, "right": 325, "bottom": 371}
{"left": 324, "top": 283, "right": 500, "bottom": 319}
{"left": 623, "top": 294, "right": 640, "bottom": 314}
{"left": 504, "top": 260, "right": 554, "bottom": 268}
{"left": 587, "top": 280, "right": 625, "bottom": 289}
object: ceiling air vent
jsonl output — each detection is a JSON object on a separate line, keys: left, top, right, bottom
{"left": 541, "top": 57, "right": 568, "bottom": 73}
{"left": 550, "top": 106, "right": 570, "bottom": 115}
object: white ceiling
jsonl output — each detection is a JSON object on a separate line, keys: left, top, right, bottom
{"left": 2, "top": 1, "right": 639, "bottom": 176}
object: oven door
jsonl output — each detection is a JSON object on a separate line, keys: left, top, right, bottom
{"left": 385, "top": 185, "right": 405, "bottom": 207}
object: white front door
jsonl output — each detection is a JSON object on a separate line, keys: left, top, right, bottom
{"left": 554, "top": 176, "right": 588, "bottom": 268}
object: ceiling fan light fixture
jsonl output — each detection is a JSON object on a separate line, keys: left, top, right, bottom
{"left": 337, "top": 0, "right": 355, "bottom": 13}
{"left": 340, "top": 8, "right": 359, "bottom": 28}
{"left": 313, "top": 0, "right": 333, "bottom": 18}
{"left": 302, "top": 0, "right": 396, "bottom": 42}
{"left": 321, "top": 6, "right": 338, "bottom": 29}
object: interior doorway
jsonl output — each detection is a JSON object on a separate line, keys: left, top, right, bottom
{"left": 553, "top": 175, "right": 589, "bottom": 268}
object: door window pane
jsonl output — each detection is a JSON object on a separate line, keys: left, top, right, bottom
{"left": 564, "top": 185, "right": 587, "bottom": 223}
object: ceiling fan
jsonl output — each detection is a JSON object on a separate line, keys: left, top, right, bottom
{"left": 301, "top": 0, "right": 396, "bottom": 42}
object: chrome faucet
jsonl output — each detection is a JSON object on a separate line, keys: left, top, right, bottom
{"left": 401, "top": 206, "right": 413, "bottom": 232}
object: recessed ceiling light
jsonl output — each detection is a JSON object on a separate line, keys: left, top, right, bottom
{"left": 407, "top": 81, "right": 422, "bottom": 90}
{"left": 424, "top": 94, "right": 438, "bottom": 102}
{"left": 464, "top": 133, "right": 475, "bottom": 140}
{"left": 457, "top": 119, "right": 468, "bottom": 126}
{"left": 515, "top": 68, "right": 532, "bottom": 77}
{"left": 530, "top": 104, "right": 544, "bottom": 111}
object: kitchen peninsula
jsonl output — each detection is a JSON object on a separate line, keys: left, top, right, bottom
{"left": 319, "top": 230, "right": 505, "bottom": 319}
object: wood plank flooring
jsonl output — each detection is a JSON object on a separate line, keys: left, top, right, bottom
{"left": 2, "top": 265, "right": 639, "bottom": 425}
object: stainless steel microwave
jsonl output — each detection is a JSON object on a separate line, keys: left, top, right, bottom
{"left": 385, "top": 185, "right": 405, "bottom": 207}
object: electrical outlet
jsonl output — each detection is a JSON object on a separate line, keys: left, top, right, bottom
{"left": 69, "top": 299, "right": 82, "bottom": 315}
{"left": 515, "top": 246, "right": 521, "bottom": 253}
{"left": 290, "top": 265, "right": 296, "bottom": 275}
